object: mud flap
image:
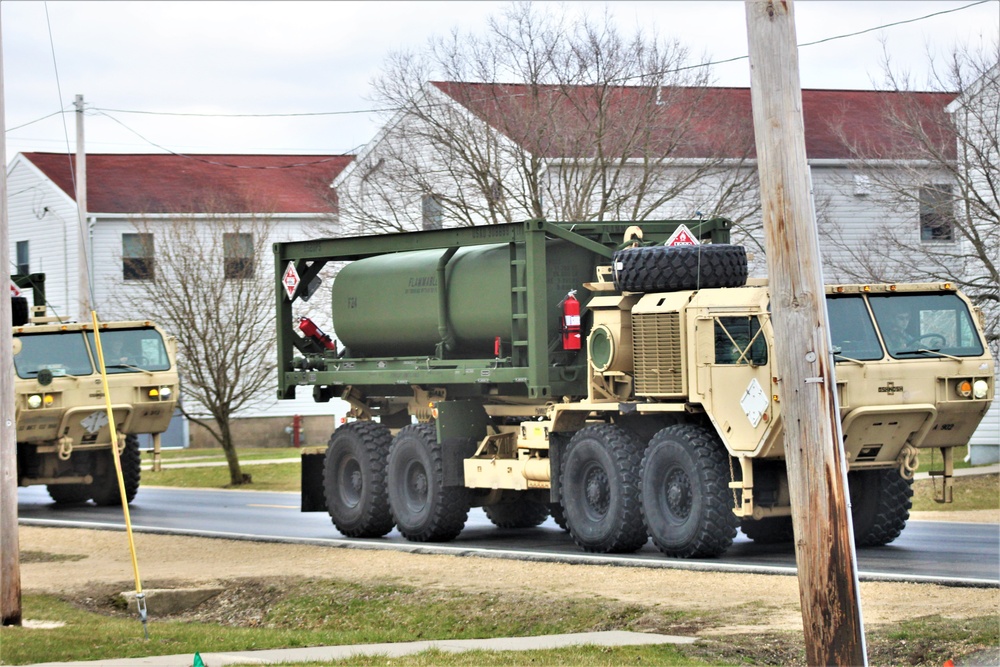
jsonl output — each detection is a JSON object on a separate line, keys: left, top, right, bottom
{"left": 435, "top": 400, "right": 492, "bottom": 487}
{"left": 301, "top": 450, "right": 326, "bottom": 511}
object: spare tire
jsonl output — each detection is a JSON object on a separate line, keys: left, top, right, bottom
{"left": 612, "top": 244, "right": 748, "bottom": 293}
{"left": 12, "top": 296, "right": 29, "bottom": 326}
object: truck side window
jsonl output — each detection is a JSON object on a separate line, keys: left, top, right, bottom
{"left": 826, "top": 296, "right": 883, "bottom": 361}
{"left": 714, "top": 316, "right": 767, "bottom": 366}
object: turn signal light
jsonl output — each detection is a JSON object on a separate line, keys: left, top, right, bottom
{"left": 957, "top": 381, "right": 973, "bottom": 398}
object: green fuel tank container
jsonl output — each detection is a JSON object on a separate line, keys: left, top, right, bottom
{"left": 331, "top": 240, "right": 596, "bottom": 357}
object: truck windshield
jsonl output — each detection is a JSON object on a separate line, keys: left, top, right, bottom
{"left": 86, "top": 328, "right": 172, "bottom": 373}
{"left": 13, "top": 331, "right": 94, "bottom": 378}
{"left": 827, "top": 296, "right": 883, "bottom": 361}
{"left": 869, "top": 293, "right": 984, "bottom": 358}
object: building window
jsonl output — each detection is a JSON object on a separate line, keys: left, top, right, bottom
{"left": 224, "top": 233, "right": 255, "bottom": 279}
{"left": 16, "top": 241, "right": 29, "bottom": 275}
{"left": 122, "top": 233, "right": 154, "bottom": 280}
{"left": 422, "top": 194, "right": 443, "bottom": 231}
{"left": 919, "top": 184, "right": 955, "bottom": 242}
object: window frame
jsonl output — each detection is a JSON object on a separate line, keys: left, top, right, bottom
{"left": 223, "top": 232, "right": 255, "bottom": 280}
{"left": 421, "top": 193, "right": 443, "bottom": 231}
{"left": 16, "top": 240, "right": 29, "bottom": 275}
{"left": 122, "top": 233, "right": 155, "bottom": 281}
{"left": 919, "top": 183, "right": 956, "bottom": 243}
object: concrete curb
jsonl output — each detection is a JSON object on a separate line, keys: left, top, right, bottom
{"left": 22, "top": 631, "right": 697, "bottom": 667}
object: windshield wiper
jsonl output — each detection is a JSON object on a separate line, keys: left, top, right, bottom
{"left": 893, "top": 347, "right": 960, "bottom": 360}
{"left": 833, "top": 353, "right": 865, "bottom": 366}
{"left": 105, "top": 363, "right": 155, "bottom": 376}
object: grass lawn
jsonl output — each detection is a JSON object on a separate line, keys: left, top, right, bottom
{"left": 3, "top": 584, "right": 996, "bottom": 667}
{"left": 0, "top": 583, "right": 700, "bottom": 666}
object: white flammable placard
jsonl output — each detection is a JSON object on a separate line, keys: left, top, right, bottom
{"left": 740, "top": 377, "right": 769, "bottom": 428}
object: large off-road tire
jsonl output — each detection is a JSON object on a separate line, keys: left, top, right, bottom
{"left": 90, "top": 434, "right": 142, "bottom": 506}
{"left": 484, "top": 493, "right": 550, "bottom": 529}
{"left": 612, "top": 244, "right": 748, "bottom": 293}
{"left": 559, "top": 424, "right": 646, "bottom": 554}
{"left": 12, "top": 295, "right": 29, "bottom": 326}
{"left": 741, "top": 516, "right": 795, "bottom": 544}
{"left": 323, "top": 421, "right": 394, "bottom": 538}
{"left": 387, "top": 423, "right": 469, "bottom": 542}
{"left": 47, "top": 483, "right": 92, "bottom": 504}
{"left": 849, "top": 469, "right": 913, "bottom": 547}
{"left": 549, "top": 502, "right": 569, "bottom": 531}
{"left": 640, "top": 423, "right": 738, "bottom": 558}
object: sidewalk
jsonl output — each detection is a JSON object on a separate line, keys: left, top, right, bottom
{"left": 142, "top": 458, "right": 297, "bottom": 471}
{"left": 913, "top": 463, "right": 999, "bottom": 480}
{"left": 23, "top": 631, "right": 697, "bottom": 667}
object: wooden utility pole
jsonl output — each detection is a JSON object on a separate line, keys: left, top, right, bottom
{"left": 75, "top": 94, "right": 91, "bottom": 320}
{"left": 744, "top": 2, "right": 866, "bottom": 664}
{"left": 1, "top": 11, "right": 24, "bottom": 627}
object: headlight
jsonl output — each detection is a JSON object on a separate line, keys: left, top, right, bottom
{"left": 973, "top": 379, "right": 989, "bottom": 399}
{"left": 27, "top": 394, "right": 42, "bottom": 409}
{"left": 148, "top": 386, "right": 173, "bottom": 400}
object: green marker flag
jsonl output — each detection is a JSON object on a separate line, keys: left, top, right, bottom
{"left": 192, "top": 653, "right": 205, "bottom": 667}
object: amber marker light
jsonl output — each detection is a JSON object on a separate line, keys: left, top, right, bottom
{"left": 957, "top": 381, "right": 973, "bottom": 398}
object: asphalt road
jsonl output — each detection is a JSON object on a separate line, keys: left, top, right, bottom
{"left": 17, "top": 485, "right": 999, "bottom": 587}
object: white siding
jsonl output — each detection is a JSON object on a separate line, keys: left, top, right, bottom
{"left": 6, "top": 155, "right": 81, "bottom": 319}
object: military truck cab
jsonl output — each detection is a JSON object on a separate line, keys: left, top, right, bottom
{"left": 11, "top": 279, "right": 179, "bottom": 505}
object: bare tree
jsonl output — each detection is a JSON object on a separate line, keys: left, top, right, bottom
{"left": 335, "top": 2, "right": 759, "bottom": 236}
{"left": 822, "top": 41, "right": 999, "bottom": 352}
{"left": 112, "top": 194, "right": 278, "bottom": 486}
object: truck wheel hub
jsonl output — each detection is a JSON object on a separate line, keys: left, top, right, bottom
{"left": 666, "top": 469, "right": 692, "bottom": 518}
{"left": 584, "top": 468, "right": 610, "bottom": 516}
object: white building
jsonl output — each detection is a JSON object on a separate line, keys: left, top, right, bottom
{"left": 7, "top": 152, "right": 354, "bottom": 448}
{"left": 333, "top": 82, "right": 997, "bottom": 450}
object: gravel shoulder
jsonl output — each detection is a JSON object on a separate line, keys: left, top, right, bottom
{"left": 17, "top": 519, "right": 1000, "bottom": 637}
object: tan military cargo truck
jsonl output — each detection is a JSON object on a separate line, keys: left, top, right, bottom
{"left": 11, "top": 276, "right": 179, "bottom": 505}
{"left": 275, "top": 220, "right": 994, "bottom": 558}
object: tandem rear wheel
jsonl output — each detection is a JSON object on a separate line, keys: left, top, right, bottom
{"left": 387, "top": 423, "right": 470, "bottom": 542}
{"left": 323, "top": 421, "right": 395, "bottom": 538}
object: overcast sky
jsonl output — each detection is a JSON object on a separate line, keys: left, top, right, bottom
{"left": 2, "top": 1, "right": 998, "bottom": 163}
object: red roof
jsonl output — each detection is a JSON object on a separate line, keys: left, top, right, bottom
{"left": 430, "top": 83, "right": 957, "bottom": 161}
{"left": 21, "top": 153, "right": 353, "bottom": 214}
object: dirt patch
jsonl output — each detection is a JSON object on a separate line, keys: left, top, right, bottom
{"left": 16, "top": 525, "right": 999, "bottom": 638}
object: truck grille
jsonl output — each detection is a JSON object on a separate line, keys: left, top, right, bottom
{"left": 632, "top": 312, "right": 684, "bottom": 395}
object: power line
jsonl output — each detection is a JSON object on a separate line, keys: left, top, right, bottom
{"left": 8, "top": 0, "right": 991, "bottom": 155}
{"left": 95, "top": 110, "right": 353, "bottom": 169}
{"left": 20, "top": 0, "right": 990, "bottom": 124}
{"left": 93, "top": 107, "right": 391, "bottom": 119}
{"left": 632, "top": 0, "right": 992, "bottom": 83}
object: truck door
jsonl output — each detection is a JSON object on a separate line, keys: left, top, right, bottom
{"left": 705, "top": 314, "right": 773, "bottom": 453}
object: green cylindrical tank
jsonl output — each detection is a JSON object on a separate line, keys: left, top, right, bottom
{"left": 331, "top": 240, "right": 596, "bottom": 357}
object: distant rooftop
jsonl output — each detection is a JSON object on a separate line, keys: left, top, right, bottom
{"left": 20, "top": 152, "right": 354, "bottom": 214}
{"left": 430, "top": 83, "right": 957, "bottom": 161}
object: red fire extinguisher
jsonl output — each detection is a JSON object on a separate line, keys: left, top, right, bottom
{"left": 298, "top": 317, "right": 338, "bottom": 351}
{"left": 561, "top": 290, "right": 581, "bottom": 350}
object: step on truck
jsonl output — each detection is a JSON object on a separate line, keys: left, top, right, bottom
{"left": 11, "top": 274, "right": 179, "bottom": 505}
{"left": 275, "top": 219, "right": 994, "bottom": 557}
